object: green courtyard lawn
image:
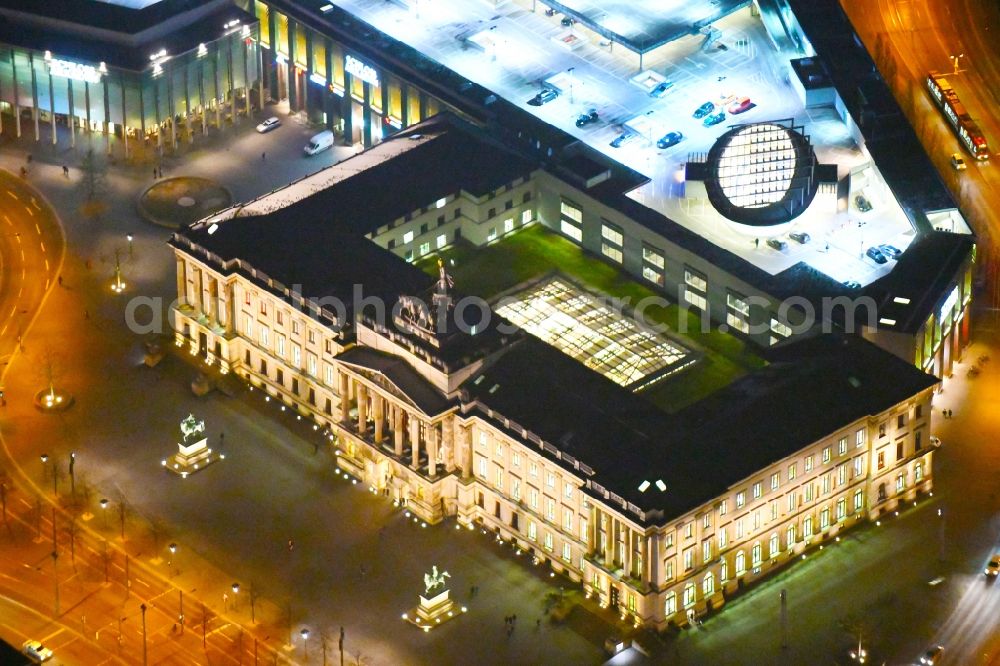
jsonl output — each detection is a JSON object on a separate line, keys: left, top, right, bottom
{"left": 420, "top": 225, "right": 765, "bottom": 411}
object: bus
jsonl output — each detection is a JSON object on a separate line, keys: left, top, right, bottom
{"left": 927, "top": 72, "right": 991, "bottom": 160}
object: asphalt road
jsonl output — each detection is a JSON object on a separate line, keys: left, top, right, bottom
{"left": 841, "top": 0, "right": 1000, "bottom": 299}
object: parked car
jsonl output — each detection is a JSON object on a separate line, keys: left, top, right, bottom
{"left": 656, "top": 131, "right": 684, "bottom": 149}
{"left": 728, "top": 96, "right": 752, "bottom": 114}
{"left": 920, "top": 645, "right": 944, "bottom": 665}
{"left": 560, "top": 16, "right": 575, "bottom": 26}
{"left": 854, "top": 194, "right": 873, "bottom": 212}
{"left": 985, "top": 553, "right": 1000, "bottom": 577}
{"left": 649, "top": 81, "right": 674, "bottom": 98}
{"left": 575, "top": 109, "right": 599, "bottom": 127}
{"left": 717, "top": 92, "right": 738, "bottom": 106}
{"left": 842, "top": 280, "right": 862, "bottom": 289}
{"left": 951, "top": 153, "right": 967, "bottom": 170}
{"left": 303, "top": 130, "right": 334, "bottom": 156}
{"left": 609, "top": 130, "right": 638, "bottom": 148}
{"left": 703, "top": 110, "right": 726, "bottom": 127}
{"left": 789, "top": 231, "right": 811, "bottom": 244}
{"left": 527, "top": 88, "right": 558, "bottom": 106}
{"left": 865, "top": 246, "right": 888, "bottom": 264}
{"left": 255, "top": 116, "right": 281, "bottom": 133}
{"left": 766, "top": 238, "right": 788, "bottom": 251}
{"left": 22, "top": 640, "right": 53, "bottom": 662}
{"left": 878, "top": 243, "right": 902, "bottom": 260}
{"left": 693, "top": 101, "right": 715, "bottom": 119}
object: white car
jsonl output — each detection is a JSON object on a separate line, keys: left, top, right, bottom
{"left": 950, "top": 153, "right": 967, "bottom": 170}
{"left": 986, "top": 553, "right": 1000, "bottom": 577}
{"left": 256, "top": 116, "right": 281, "bottom": 133}
{"left": 22, "top": 640, "right": 53, "bottom": 662}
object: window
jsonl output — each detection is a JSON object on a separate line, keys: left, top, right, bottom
{"left": 896, "top": 441, "right": 904, "bottom": 461}
{"left": 854, "top": 456, "right": 864, "bottom": 478}
{"left": 259, "top": 326, "right": 269, "bottom": 347}
{"left": 292, "top": 320, "right": 300, "bottom": 335}
{"left": 805, "top": 485, "right": 813, "bottom": 502}
{"left": 726, "top": 291, "right": 750, "bottom": 333}
{"left": 683, "top": 583, "right": 696, "bottom": 608}
{"left": 684, "top": 269, "right": 707, "bottom": 310}
{"left": 418, "top": 241, "right": 430, "bottom": 256}
{"left": 564, "top": 482, "right": 573, "bottom": 500}
{"left": 702, "top": 572, "right": 714, "bottom": 597}
{"left": 488, "top": 208, "right": 496, "bottom": 219}
{"left": 836, "top": 498, "right": 847, "bottom": 520}
{"left": 751, "top": 542, "right": 762, "bottom": 566}
{"left": 276, "top": 310, "right": 283, "bottom": 326}
{"left": 292, "top": 345, "right": 301, "bottom": 368}
{"left": 512, "top": 452, "right": 520, "bottom": 468}
{"left": 736, "top": 492, "right": 745, "bottom": 509}
{"left": 895, "top": 473, "right": 905, "bottom": 493}
{"left": 838, "top": 437, "right": 847, "bottom": 456}
{"left": 528, "top": 521, "right": 537, "bottom": 540}
{"left": 684, "top": 548, "right": 694, "bottom": 570}
{"left": 804, "top": 516, "right": 813, "bottom": 538}
{"left": 821, "top": 475, "right": 830, "bottom": 495}
{"left": 770, "top": 317, "right": 792, "bottom": 339}
{"left": 307, "top": 329, "right": 316, "bottom": 345}
{"left": 243, "top": 315, "right": 253, "bottom": 337}
{"left": 602, "top": 243, "right": 623, "bottom": 263}
{"left": 496, "top": 441, "right": 504, "bottom": 457}
{"left": 601, "top": 222, "right": 624, "bottom": 246}
{"left": 495, "top": 468, "right": 503, "bottom": 489}
{"left": 879, "top": 423, "right": 887, "bottom": 438}
{"left": 702, "top": 539, "right": 711, "bottom": 563}
{"left": 307, "top": 353, "right": 317, "bottom": 377}
{"left": 579, "top": 518, "right": 588, "bottom": 541}
{"left": 770, "top": 472, "right": 780, "bottom": 491}
{"left": 643, "top": 244, "right": 665, "bottom": 268}
{"left": 897, "top": 414, "right": 905, "bottom": 429}
{"left": 736, "top": 551, "right": 746, "bottom": 575}
{"left": 512, "top": 479, "right": 521, "bottom": 501}
{"left": 770, "top": 501, "right": 778, "bottom": 521}
{"left": 853, "top": 489, "right": 864, "bottom": 511}
{"left": 665, "top": 560, "right": 675, "bottom": 581}
{"left": 877, "top": 451, "right": 885, "bottom": 470}
{"left": 837, "top": 464, "right": 846, "bottom": 486}
{"left": 735, "top": 518, "right": 744, "bottom": 539}
{"left": 523, "top": 192, "right": 532, "bottom": 204}
{"left": 665, "top": 592, "right": 677, "bottom": 616}
{"left": 753, "top": 510, "right": 761, "bottom": 530}
{"left": 546, "top": 472, "right": 555, "bottom": 489}
{"left": 752, "top": 482, "right": 762, "bottom": 499}
{"left": 684, "top": 269, "right": 707, "bottom": 291}
{"left": 856, "top": 429, "right": 866, "bottom": 447}
{"left": 916, "top": 404, "right": 923, "bottom": 419}
{"left": 560, "top": 200, "right": 583, "bottom": 223}
{"left": 703, "top": 514, "right": 711, "bottom": 529}
{"left": 260, "top": 301, "right": 267, "bottom": 316}
{"left": 562, "top": 542, "right": 572, "bottom": 562}
{"left": 719, "top": 500, "right": 727, "bottom": 516}
{"left": 521, "top": 209, "right": 532, "bottom": 225}
{"left": 544, "top": 532, "right": 553, "bottom": 552}
{"left": 325, "top": 365, "right": 333, "bottom": 386}
{"left": 915, "top": 461, "right": 923, "bottom": 481}
{"left": 721, "top": 559, "right": 729, "bottom": 582}
{"left": 787, "top": 494, "right": 795, "bottom": 512}
{"left": 244, "top": 290, "right": 251, "bottom": 306}
{"left": 529, "top": 488, "right": 539, "bottom": 509}
{"left": 560, "top": 219, "right": 582, "bottom": 242}
{"left": 454, "top": 208, "right": 462, "bottom": 220}
{"left": 769, "top": 533, "right": 780, "bottom": 557}
{"left": 787, "top": 464, "right": 796, "bottom": 481}
{"left": 915, "top": 431, "right": 923, "bottom": 451}
{"left": 563, "top": 509, "right": 572, "bottom": 531}
{"left": 805, "top": 456, "right": 813, "bottom": 472}
{"left": 820, "top": 508, "right": 830, "bottom": 529}
{"left": 325, "top": 340, "right": 333, "bottom": 355}
{"left": 402, "top": 230, "right": 414, "bottom": 244}
{"left": 718, "top": 529, "right": 727, "bottom": 549}
{"left": 822, "top": 447, "right": 831, "bottom": 464}
{"left": 436, "top": 233, "right": 447, "bottom": 249}
{"left": 786, "top": 524, "right": 796, "bottom": 546}
{"left": 504, "top": 218, "right": 514, "bottom": 233}
{"left": 477, "top": 457, "right": 487, "bottom": 478}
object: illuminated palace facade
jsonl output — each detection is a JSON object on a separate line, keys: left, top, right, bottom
{"left": 170, "top": 120, "right": 939, "bottom": 630}
{"left": 0, "top": 0, "right": 261, "bottom": 153}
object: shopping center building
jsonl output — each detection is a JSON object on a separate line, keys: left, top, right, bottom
{"left": 0, "top": 0, "right": 262, "bottom": 155}
{"left": 169, "top": 114, "right": 940, "bottom": 629}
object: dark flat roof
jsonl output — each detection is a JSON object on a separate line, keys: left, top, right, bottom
{"left": 230, "top": 117, "right": 535, "bottom": 239}
{"left": 543, "top": 0, "right": 750, "bottom": 54}
{"left": 0, "top": 0, "right": 252, "bottom": 71}
{"left": 0, "top": 0, "right": 223, "bottom": 34}
{"left": 466, "top": 333, "right": 937, "bottom": 521}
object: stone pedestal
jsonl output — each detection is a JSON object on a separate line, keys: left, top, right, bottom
{"left": 162, "top": 436, "right": 223, "bottom": 478}
{"left": 403, "top": 588, "right": 466, "bottom": 631}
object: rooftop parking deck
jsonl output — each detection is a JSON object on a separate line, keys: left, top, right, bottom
{"left": 334, "top": 0, "right": 920, "bottom": 288}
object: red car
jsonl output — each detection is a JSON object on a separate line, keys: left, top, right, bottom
{"left": 728, "top": 97, "right": 752, "bottom": 114}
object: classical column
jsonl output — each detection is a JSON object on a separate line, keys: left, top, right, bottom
{"left": 223, "top": 283, "right": 235, "bottom": 335}
{"left": 459, "top": 425, "right": 473, "bottom": 479}
{"left": 442, "top": 418, "right": 455, "bottom": 472}
{"left": 338, "top": 372, "right": 350, "bottom": 423}
{"left": 426, "top": 423, "right": 438, "bottom": 478}
{"left": 206, "top": 278, "right": 218, "bottom": 328}
{"left": 356, "top": 384, "right": 368, "bottom": 436}
{"left": 588, "top": 504, "right": 597, "bottom": 554}
{"left": 393, "top": 407, "right": 404, "bottom": 457}
{"left": 603, "top": 514, "right": 613, "bottom": 568}
{"left": 373, "top": 394, "right": 384, "bottom": 444}
{"left": 176, "top": 258, "right": 187, "bottom": 306}
{"left": 624, "top": 526, "right": 633, "bottom": 577}
{"left": 195, "top": 268, "right": 205, "bottom": 314}
{"left": 409, "top": 418, "right": 421, "bottom": 470}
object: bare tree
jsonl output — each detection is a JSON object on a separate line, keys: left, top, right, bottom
{"left": 36, "top": 348, "right": 66, "bottom": 402}
{"left": 66, "top": 518, "right": 79, "bottom": 569}
{"left": 101, "top": 539, "right": 112, "bottom": 583}
{"left": 115, "top": 488, "right": 129, "bottom": 542}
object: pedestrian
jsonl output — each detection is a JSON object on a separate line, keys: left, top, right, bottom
{"left": 262, "top": 151, "right": 266, "bottom": 160}
{"left": 26, "top": 154, "right": 32, "bottom": 163}
{"left": 288, "top": 538, "right": 295, "bottom": 551}
{"left": 536, "top": 618, "right": 541, "bottom": 630}
{"left": 825, "top": 242, "right": 830, "bottom": 252}
{"left": 754, "top": 238, "right": 760, "bottom": 249}
{"left": 19, "top": 166, "right": 26, "bottom": 178}
{"left": 57, "top": 275, "right": 63, "bottom": 287}
{"left": 153, "top": 167, "right": 158, "bottom": 179}
{"left": 62, "top": 165, "right": 68, "bottom": 177}
{"left": 220, "top": 432, "right": 225, "bottom": 445}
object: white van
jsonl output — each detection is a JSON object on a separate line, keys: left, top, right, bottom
{"left": 304, "top": 130, "right": 334, "bottom": 156}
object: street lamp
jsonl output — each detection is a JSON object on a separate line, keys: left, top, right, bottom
{"left": 300, "top": 627, "right": 310, "bottom": 658}
{"left": 231, "top": 582, "right": 240, "bottom": 610}
{"left": 950, "top": 53, "right": 964, "bottom": 75}
{"left": 168, "top": 542, "right": 177, "bottom": 574}
{"left": 111, "top": 248, "right": 126, "bottom": 294}
{"left": 126, "top": 233, "right": 134, "bottom": 259}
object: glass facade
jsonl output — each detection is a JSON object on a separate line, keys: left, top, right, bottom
{"left": 0, "top": 25, "right": 261, "bottom": 156}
